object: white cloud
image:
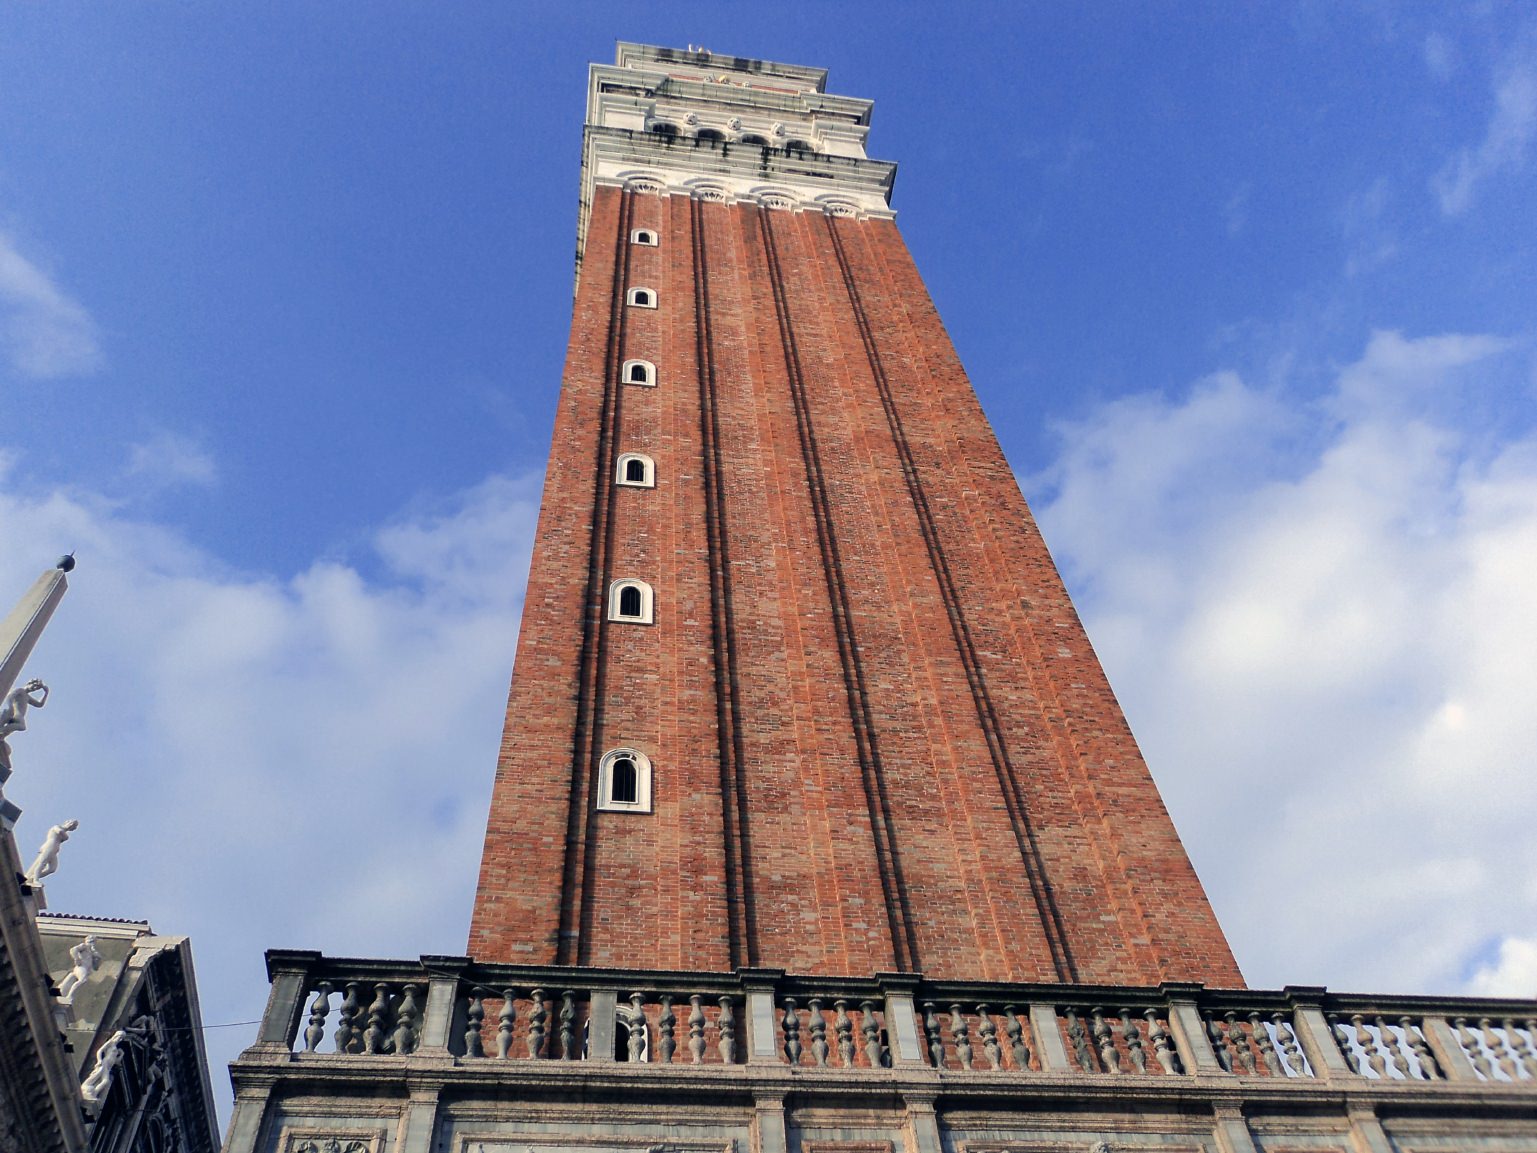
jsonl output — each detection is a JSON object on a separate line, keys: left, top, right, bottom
{"left": 1033, "top": 329, "right": 1537, "bottom": 995}
{"left": 125, "top": 431, "right": 218, "bottom": 490}
{"left": 0, "top": 229, "right": 102, "bottom": 379}
{"left": 1433, "top": 37, "right": 1537, "bottom": 215}
{"left": 1469, "top": 937, "right": 1537, "bottom": 997}
{"left": 0, "top": 467, "right": 541, "bottom": 1122}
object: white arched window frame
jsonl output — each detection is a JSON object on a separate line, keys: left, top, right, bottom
{"left": 616, "top": 452, "right": 655, "bottom": 489}
{"left": 622, "top": 359, "right": 656, "bottom": 387}
{"left": 608, "top": 578, "right": 654, "bottom": 624}
{"left": 627, "top": 287, "right": 657, "bottom": 309}
{"left": 631, "top": 229, "right": 658, "bottom": 247}
{"left": 597, "top": 748, "right": 653, "bottom": 813}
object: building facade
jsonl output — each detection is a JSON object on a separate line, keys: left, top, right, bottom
{"left": 225, "top": 44, "right": 1537, "bottom": 1153}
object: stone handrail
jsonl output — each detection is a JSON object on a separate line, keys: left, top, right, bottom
{"left": 252, "top": 951, "right": 1537, "bottom": 1087}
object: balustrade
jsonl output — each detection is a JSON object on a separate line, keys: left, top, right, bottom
{"left": 1328, "top": 1012, "right": 1444, "bottom": 1081}
{"left": 258, "top": 951, "right": 1537, "bottom": 1093}
{"left": 1451, "top": 1017, "right": 1537, "bottom": 1082}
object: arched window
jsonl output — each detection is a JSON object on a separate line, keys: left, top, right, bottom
{"left": 627, "top": 287, "right": 657, "bottom": 308}
{"left": 616, "top": 452, "right": 655, "bottom": 488}
{"left": 610, "top": 756, "right": 639, "bottom": 804}
{"left": 739, "top": 134, "right": 770, "bottom": 146}
{"left": 649, "top": 122, "right": 678, "bottom": 137}
{"left": 696, "top": 128, "right": 725, "bottom": 143}
{"left": 622, "top": 359, "right": 656, "bottom": 386}
{"left": 608, "top": 578, "right": 654, "bottom": 624}
{"left": 597, "top": 747, "right": 653, "bottom": 812}
{"left": 631, "top": 229, "right": 658, "bottom": 246}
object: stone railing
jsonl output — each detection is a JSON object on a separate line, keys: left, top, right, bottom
{"left": 250, "top": 951, "right": 1537, "bottom": 1088}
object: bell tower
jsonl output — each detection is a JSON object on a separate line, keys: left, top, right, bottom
{"left": 468, "top": 42, "right": 1241, "bottom": 989}
{"left": 226, "top": 47, "right": 1537, "bottom": 1153}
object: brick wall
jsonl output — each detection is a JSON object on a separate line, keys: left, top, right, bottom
{"left": 467, "top": 187, "right": 1244, "bottom": 988}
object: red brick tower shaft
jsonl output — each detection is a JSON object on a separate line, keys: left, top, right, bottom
{"left": 469, "top": 45, "right": 1242, "bottom": 988}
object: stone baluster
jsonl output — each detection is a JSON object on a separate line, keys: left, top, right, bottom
{"left": 1121, "top": 1010, "right": 1147, "bottom": 1073}
{"left": 1511, "top": 1019, "right": 1537, "bottom": 1079}
{"left": 393, "top": 984, "right": 420, "bottom": 1055}
{"left": 922, "top": 1002, "right": 943, "bottom": 1068}
{"left": 1329, "top": 1014, "right": 1361, "bottom": 1074}
{"left": 1350, "top": 1014, "right": 1384, "bottom": 1077}
{"left": 1206, "top": 1014, "right": 1232, "bottom": 1072}
{"left": 1147, "top": 1010, "right": 1179, "bottom": 1074}
{"left": 1249, "top": 1012, "right": 1280, "bottom": 1076}
{"left": 1065, "top": 1008, "right": 1095, "bottom": 1072}
{"left": 1225, "top": 1012, "right": 1254, "bottom": 1074}
{"left": 1400, "top": 1017, "right": 1438, "bottom": 1080}
{"left": 689, "top": 994, "right": 707, "bottom": 1064}
{"left": 782, "top": 997, "right": 801, "bottom": 1065}
{"left": 835, "top": 1000, "right": 855, "bottom": 1067}
{"left": 526, "top": 989, "right": 547, "bottom": 1059}
{"left": 334, "top": 982, "right": 362, "bottom": 1054}
{"left": 1455, "top": 1017, "right": 1492, "bottom": 1078}
{"left": 1003, "top": 1006, "right": 1032, "bottom": 1071}
{"left": 464, "top": 990, "right": 485, "bottom": 1057}
{"left": 658, "top": 994, "right": 676, "bottom": 1064}
{"left": 364, "top": 983, "right": 391, "bottom": 1055}
{"left": 949, "top": 1004, "right": 972, "bottom": 1070}
{"left": 718, "top": 995, "right": 737, "bottom": 1064}
{"left": 496, "top": 989, "right": 515, "bottom": 1058}
{"left": 1373, "top": 1016, "right": 1410, "bottom": 1078}
{"left": 631, "top": 993, "right": 649, "bottom": 1062}
{"left": 977, "top": 1005, "right": 1001, "bottom": 1070}
{"left": 1272, "top": 1012, "right": 1306, "bottom": 1077}
{"left": 1480, "top": 1018, "right": 1519, "bottom": 1080}
{"left": 303, "top": 984, "right": 330, "bottom": 1052}
{"left": 1092, "top": 1008, "right": 1122, "bottom": 1073}
{"left": 556, "top": 991, "right": 576, "bottom": 1059}
{"left": 810, "top": 998, "right": 830, "bottom": 1067}
{"left": 861, "top": 1000, "right": 885, "bottom": 1068}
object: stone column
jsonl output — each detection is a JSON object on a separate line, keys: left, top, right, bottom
{"left": 878, "top": 973, "right": 926, "bottom": 1067}
{"left": 739, "top": 968, "right": 786, "bottom": 1065}
{"left": 222, "top": 1079, "right": 275, "bottom": 1153}
{"left": 1211, "top": 1104, "right": 1258, "bottom": 1153}
{"left": 902, "top": 1093, "right": 943, "bottom": 1153}
{"left": 399, "top": 1080, "right": 442, "bottom": 1153}
{"left": 1284, "top": 989, "right": 1351, "bottom": 1081}
{"left": 257, "top": 950, "right": 321, "bottom": 1050}
{"left": 1420, "top": 1016, "right": 1479, "bottom": 1081}
{"left": 754, "top": 1094, "right": 788, "bottom": 1153}
{"left": 1160, "top": 985, "right": 1223, "bottom": 1075}
{"left": 418, "top": 955, "right": 470, "bottom": 1055}
{"left": 1028, "top": 1004, "right": 1073, "bottom": 1071}
{"left": 588, "top": 988, "right": 617, "bottom": 1062}
{"left": 1346, "top": 1106, "right": 1394, "bottom": 1153}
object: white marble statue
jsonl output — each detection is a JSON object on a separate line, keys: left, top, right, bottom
{"left": 57, "top": 934, "right": 102, "bottom": 1006}
{"left": 0, "top": 677, "right": 48, "bottom": 772}
{"left": 79, "top": 1016, "right": 153, "bottom": 1106}
{"left": 79, "top": 1028, "right": 127, "bottom": 1104}
{"left": 24, "top": 818, "right": 78, "bottom": 886}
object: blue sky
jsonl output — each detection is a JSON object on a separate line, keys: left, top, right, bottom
{"left": 2, "top": 2, "right": 1535, "bottom": 1126}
